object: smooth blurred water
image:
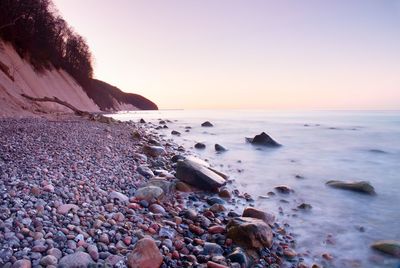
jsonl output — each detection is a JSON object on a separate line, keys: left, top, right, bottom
{"left": 110, "top": 110, "right": 400, "bottom": 268}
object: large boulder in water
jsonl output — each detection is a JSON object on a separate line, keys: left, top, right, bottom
{"left": 371, "top": 240, "right": 400, "bottom": 258}
{"left": 226, "top": 217, "right": 273, "bottom": 249}
{"left": 175, "top": 159, "right": 226, "bottom": 191}
{"left": 326, "top": 180, "right": 376, "bottom": 195}
{"left": 246, "top": 132, "right": 280, "bottom": 147}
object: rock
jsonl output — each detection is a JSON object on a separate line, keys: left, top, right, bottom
{"left": 108, "top": 191, "right": 129, "bottom": 203}
{"left": 149, "top": 204, "right": 165, "bottom": 214}
{"left": 246, "top": 132, "right": 280, "bottom": 147}
{"left": 140, "top": 118, "right": 146, "bottom": 123}
{"left": 135, "top": 186, "right": 164, "bottom": 202}
{"left": 203, "top": 242, "right": 224, "bottom": 256}
{"left": 227, "top": 247, "right": 248, "bottom": 268}
{"left": 297, "top": 203, "right": 312, "bottom": 210}
{"left": 175, "top": 181, "right": 193, "bottom": 192}
{"left": 43, "top": 184, "right": 55, "bottom": 192}
{"left": 218, "top": 188, "right": 231, "bottom": 199}
{"left": 326, "top": 180, "right": 376, "bottom": 195}
{"left": 105, "top": 255, "right": 124, "bottom": 266}
{"left": 208, "top": 225, "right": 225, "bottom": 234}
{"left": 127, "top": 237, "right": 163, "bottom": 268}
{"left": 226, "top": 217, "right": 273, "bottom": 249}
{"left": 195, "top": 142, "right": 206, "bottom": 149}
{"left": 159, "top": 226, "right": 176, "bottom": 239}
{"left": 214, "top": 144, "right": 227, "bottom": 152}
{"left": 175, "top": 159, "right": 226, "bottom": 191}
{"left": 57, "top": 204, "right": 79, "bottom": 215}
{"left": 47, "top": 248, "right": 62, "bottom": 260}
{"left": 146, "top": 178, "right": 173, "bottom": 196}
{"left": 207, "top": 197, "right": 225, "bottom": 205}
{"left": 371, "top": 240, "right": 400, "bottom": 258}
{"left": 99, "top": 233, "right": 110, "bottom": 244}
{"left": 58, "top": 252, "right": 94, "bottom": 268}
{"left": 283, "top": 248, "right": 297, "bottom": 258}
{"left": 274, "top": 185, "right": 293, "bottom": 194}
{"left": 87, "top": 244, "right": 99, "bottom": 261}
{"left": 171, "top": 130, "right": 181, "bottom": 136}
{"left": 143, "top": 145, "right": 166, "bottom": 157}
{"left": 40, "top": 255, "right": 58, "bottom": 266}
{"left": 242, "top": 207, "right": 275, "bottom": 225}
{"left": 137, "top": 166, "right": 154, "bottom": 179}
{"left": 11, "top": 259, "right": 31, "bottom": 268}
{"left": 171, "top": 155, "right": 185, "bottom": 163}
{"left": 201, "top": 121, "right": 214, "bottom": 127}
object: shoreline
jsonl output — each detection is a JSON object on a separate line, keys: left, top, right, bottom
{"left": 0, "top": 115, "right": 313, "bottom": 267}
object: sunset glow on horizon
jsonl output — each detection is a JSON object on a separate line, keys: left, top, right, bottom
{"left": 54, "top": 0, "right": 400, "bottom": 110}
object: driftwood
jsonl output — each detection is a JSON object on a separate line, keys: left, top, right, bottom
{"left": 21, "top": 93, "right": 89, "bottom": 116}
{"left": 21, "top": 93, "right": 116, "bottom": 124}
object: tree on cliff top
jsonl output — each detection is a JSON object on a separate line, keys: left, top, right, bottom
{"left": 0, "top": 0, "right": 93, "bottom": 85}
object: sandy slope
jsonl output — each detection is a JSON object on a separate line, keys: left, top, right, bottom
{"left": 0, "top": 40, "right": 100, "bottom": 117}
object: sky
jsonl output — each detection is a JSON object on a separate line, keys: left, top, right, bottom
{"left": 53, "top": 0, "right": 400, "bottom": 110}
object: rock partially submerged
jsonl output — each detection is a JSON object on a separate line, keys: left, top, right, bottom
{"left": 326, "top": 180, "right": 376, "bottom": 195}
{"left": 215, "top": 144, "right": 227, "bottom": 152}
{"left": 246, "top": 132, "right": 280, "bottom": 147}
{"left": 175, "top": 159, "right": 226, "bottom": 191}
{"left": 226, "top": 217, "right": 273, "bottom": 249}
{"left": 371, "top": 240, "right": 400, "bottom": 258}
{"left": 201, "top": 121, "right": 214, "bottom": 127}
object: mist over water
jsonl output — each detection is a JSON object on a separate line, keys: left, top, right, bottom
{"left": 110, "top": 110, "right": 400, "bottom": 267}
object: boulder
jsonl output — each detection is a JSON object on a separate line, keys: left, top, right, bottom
{"left": 195, "top": 142, "right": 206, "bottom": 149}
{"left": 215, "top": 144, "right": 227, "bottom": 152}
{"left": 201, "top": 121, "right": 214, "bottom": 127}
{"left": 58, "top": 252, "right": 94, "bottom": 268}
{"left": 242, "top": 207, "right": 275, "bottom": 225}
{"left": 246, "top": 132, "right": 280, "bottom": 147}
{"left": 127, "top": 237, "right": 163, "bottom": 268}
{"left": 135, "top": 186, "right": 164, "bottom": 202}
{"left": 326, "top": 180, "right": 376, "bottom": 195}
{"left": 143, "top": 145, "right": 166, "bottom": 157}
{"left": 371, "top": 240, "right": 400, "bottom": 258}
{"left": 175, "top": 159, "right": 226, "bottom": 191}
{"left": 226, "top": 217, "right": 273, "bottom": 249}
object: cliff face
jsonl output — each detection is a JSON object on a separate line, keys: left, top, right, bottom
{"left": 84, "top": 79, "right": 158, "bottom": 111}
{"left": 0, "top": 41, "right": 100, "bottom": 117}
{"left": 0, "top": 40, "right": 158, "bottom": 117}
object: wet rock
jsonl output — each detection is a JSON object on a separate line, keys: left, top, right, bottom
{"left": 127, "top": 237, "right": 163, "bottom": 268}
{"left": 11, "top": 259, "right": 31, "bottom": 268}
{"left": 242, "top": 207, "right": 275, "bottom": 225}
{"left": 297, "top": 203, "right": 312, "bottom": 210}
{"left": 283, "top": 248, "right": 297, "bottom": 259}
{"left": 207, "top": 197, "right": 225, "bottom": 205}
{"left": 108, "top": 191, "right": 129, "bottom": 203}
{"left": 371, "top": 240, "right": 400, "bottom": 258}
{"left": 195, "top": 142, "right": 206, "bottom": 149}
{"left": 208, "top": 225, "right": 225, "bottom": 234}
{"left": 149, "top": 204, "right": 165, "bottom": 214}
{"left": 227, "top": 217, "right": 273, "bottom": 249}
{"left": 57, "top": 204, "right": 79, "bottom": 215}
{"left": 176, "top": 159, "right": 226, "bottom": 191}
{"left": 58, "top": 252, "right": 94, "bottom": 268}
{"left": 171, "top": 155, "right": 185, "bottom": 163}
{"left": 135, "top": 186, "right": 164, "bottom": 202}
{"left": 175, "top": 181, "right": 193, "bottom": 192}
{"left": 171, "top": 130, "right": 181, "bottom": 136}
{"left": 246, "top": 132, "right": 280, "bottom": 147}
{"left": 274, "top": 185, "right": 293, "bottom": 194}
{"left": 326, "top": 180, "right": 376, "bottom": 195}
{"left": 201, "top": 121, "right": 214, "bottom": 127}
{"left": 139, "top": 118, "right": 146, "bottom": 123}
{"left": 227, "top": 247, "right": 248, "bottom": 268}
{"left": 143, "top": 145, "right": 166, "bottom": 157}
{"left": 215, "top": 144, "right": 227, "bottom": 152}
{"left": 218, "top": 188, "right": 232, "bottom": 199}
{"left": 207, "top": 261, "right": 229, "bottom": 268}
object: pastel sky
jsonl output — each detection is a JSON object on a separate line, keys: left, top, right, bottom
{"left": 53, "top": 0, "right": 400, "bottom": 110}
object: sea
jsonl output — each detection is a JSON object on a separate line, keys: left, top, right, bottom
{"left": 109, "top": 110, "right": 400, "bottom": 268}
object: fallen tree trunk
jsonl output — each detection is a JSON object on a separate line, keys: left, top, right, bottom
{"left": 21, "top": 94, "right": 90, "bottom": 116}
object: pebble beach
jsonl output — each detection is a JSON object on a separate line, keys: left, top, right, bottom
{"left": 0, "top": 116, "right": 301, "bottom": 268}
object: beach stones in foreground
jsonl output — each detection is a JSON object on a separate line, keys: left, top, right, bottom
{"left": 226, "top": 217, "right": 273, "bottom": 249}
{"left": 175, "top": 159, "right": 226, "bottom": 191}
{"left": 201, "top": 121, "right": 214, "bottom": 127}
{"left": 246, "top": 132, "right": 281, "bottom": 147}
{"left": 371, "top": 240, "right": 400, "bottom": 258}
{"left": 326, "top": 180, "right": 376, "bottom": 195}
{"left": 58, "top": 252, "right": 94, "bottom": 268}
{"left": 127, "top": 237, "right": 163, "bottom": 268}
